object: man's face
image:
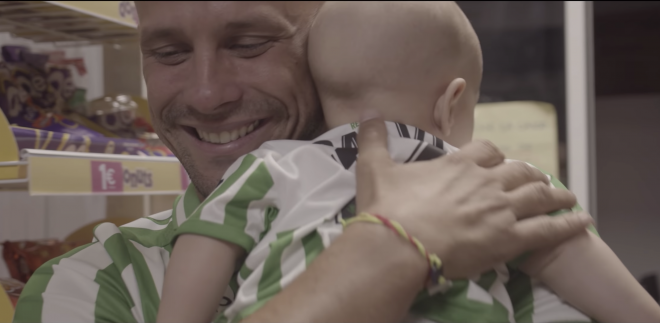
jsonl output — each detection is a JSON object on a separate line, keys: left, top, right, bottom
{"left": 137, "top": 1, "right": 324, "bottom": 198}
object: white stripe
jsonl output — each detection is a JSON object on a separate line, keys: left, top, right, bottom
{"left": 530, "top": 278, "right": 590, "bottom": 322}
{"left": 130, "top": 240, "right": 167, "bottom": 298}
{"left": 227, "top": 262, "right": 265, "bottom": 319}
{"left": 175, "top": 195, "right": 186, "bottom": 227}
{"left": 200, "top": 161, "right": 262, "bottom": 225}
{"left": 122, "top": 217, "right": 170, "bottom": 231}
{"left": 243, "top": 199, "right": 270, "bottom": 246}
{"left": 466, "top": 280, "right": 493, "bottom": 305}
{"left": 122, "top": 264, "right": 145, "bottom": 323}
{"left": 94, "top": 222, "right": 122, "bottom": 245}
{"left": 41, "top": 243, "right": 113, "bottom": 322}
{"left": 278, "top": 233, "right": 307, "bottom": 289}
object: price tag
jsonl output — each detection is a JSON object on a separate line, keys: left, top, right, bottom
{"left": 91, "top": 161, "right": 123, "bottom": 192}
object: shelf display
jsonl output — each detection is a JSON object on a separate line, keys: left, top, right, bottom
{"left": 0, "top": 146, "right": 190, "bottom": 195}
{"left": 0, "top": 41, "right": 188, "bottom": 196}
{"left": 12, "top": 125, "right": 169, "bottom": 155}
{"left": 1, "top": 45, "right": 165, "bottom": 143}
{"left": 0, "top": 1, "right": 137, "bottom": 45}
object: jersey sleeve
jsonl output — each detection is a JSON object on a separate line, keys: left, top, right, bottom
{"left": 175, "top": 143, "right": 356, "bottom": 256}
{"left": 175, "top": 152, "right": 277, "bottom": 254}
{"left": 506, "top": 163, "right": 598, "bottom": 269}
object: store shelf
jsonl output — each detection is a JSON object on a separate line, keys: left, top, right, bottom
{"left": 0, "top": 149, "right": 190, "bottom": 196}
{"left": 0, "top": 1, "right": 137, "bottom": 45}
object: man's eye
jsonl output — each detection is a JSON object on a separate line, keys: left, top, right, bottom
{"left": 229, "top": 40, "right": 272, "bottom": 58}
{"left": 150, "top": 49, "right": 189, "bottom": 66}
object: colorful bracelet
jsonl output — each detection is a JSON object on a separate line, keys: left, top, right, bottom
{"left": 340, "top": 212, "right": 447, "bottom": 287}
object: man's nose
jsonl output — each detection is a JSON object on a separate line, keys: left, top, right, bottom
{"left": 184, "top": 49, "right": 243, "bottom": 114}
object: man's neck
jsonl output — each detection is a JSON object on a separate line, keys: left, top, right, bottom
{"left": 195, "top": 186, "right": 207, "bottom": 202}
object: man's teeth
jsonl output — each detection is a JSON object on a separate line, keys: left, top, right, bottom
{"left": 197, "top": 120, "right": 259, "bottom": 144}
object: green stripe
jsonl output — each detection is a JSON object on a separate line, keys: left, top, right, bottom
{"left": 183, "top": 183, "right": 201, "bottom": 218}
{"left": 171, "top": 195, "right": 182, "bottom": 229}
{"left": 260, "top": 207, "right": 279, "bottom": 241}
{"left": 176, "top": 155, "right": 270, "bottom": 253}
{"left": 13, "top": 243, "right": 93, "bottom": 323}
{"left": 120, "top": 225, "right": 176, "bottom": 249}
{"left": 125, "top": 240, "right": 161, "bottom": 323}
{"left": 239, "top": 264, "right": 253, "bottom": 281}
{"left": 224, "top": 162, "right": 274, "bottom": 236}
{"left": 301, "top": 231, "right": 324, "bottom": 265}
{"left": 507, "top": 270, "right": 534, "bottom": 323}
{"left": 411, "top": 280, "right": 509, "bottom": 322}
{"left": 476, "top": 270, "right": 498, "bottom": 291}
{"left": 103, "top": 233, "right": 133, "bottom": 271}
{"left": 144, "top": 216, "right": 172, "bottom": 226}
{"left": 203, "top": 154, "right": 258, "bottom": 203}
{"left": 93, "top": 257, "right": 136, "bottom": 322}
{"left": 256, "top": 230, "right": 294, "bottom": 301}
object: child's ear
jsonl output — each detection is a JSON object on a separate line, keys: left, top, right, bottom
{"left": 433, "top": 78, "right": 466, "bottom": 138}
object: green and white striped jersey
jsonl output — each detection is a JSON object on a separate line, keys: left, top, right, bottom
{"left": 13, "top": 122, "right": 595, "bottom": 323}
{"left": 177, "top": 121, "right": 595, "bottom": 323}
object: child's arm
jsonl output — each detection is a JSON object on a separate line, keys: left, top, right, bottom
{"left": 520, "top": 229, "right": 660, "bottom": 323}
{"left": 157, "top": 234, "right": 245, "bottom": 323}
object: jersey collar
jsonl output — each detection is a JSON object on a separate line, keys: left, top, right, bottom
{"left": 314, "top": 121, "right": 459, "bottom": 154}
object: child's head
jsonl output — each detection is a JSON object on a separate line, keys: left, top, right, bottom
{"left": 309, "top": 1, "right": 482, "bottom": 147}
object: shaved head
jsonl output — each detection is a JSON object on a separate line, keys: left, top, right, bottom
{"left": 308, "top": 1, "right": 482, "bottom": 145}
{"left": 310, "top": 1, "right": 481, "bottom": 98}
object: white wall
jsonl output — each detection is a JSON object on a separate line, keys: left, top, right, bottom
{"left": 596, "top": 94, "right": 660, "bottom": 279}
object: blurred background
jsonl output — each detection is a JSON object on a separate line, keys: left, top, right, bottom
{"left": 0, "top": 0, "right": 658, "bottom": 313}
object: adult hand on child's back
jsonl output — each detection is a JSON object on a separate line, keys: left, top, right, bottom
{"left": 355, "top": 114, "right": 593, "bottom": 279}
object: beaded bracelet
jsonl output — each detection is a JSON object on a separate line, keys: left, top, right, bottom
{"left": 340, "top": 212, "right": 447, "bottom": 287}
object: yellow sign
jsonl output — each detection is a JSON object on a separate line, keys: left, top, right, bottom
{"left": 46, "top": 1, "right": 138, "bottom": 28}
{"left": 0, "top": 110, "right": 21, "bottom": 180}
{"left": 28, "top": 154, "right": 189, "bottom": 195}
{"left": 0, "top": 287, "right": 13, "bottom": 323}
{"left": 473, "top": 101, "right": 560, "bottom": 177}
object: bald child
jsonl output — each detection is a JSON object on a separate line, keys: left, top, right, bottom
{"left": 158, "top": 2, "right": 660, "bottom": 323}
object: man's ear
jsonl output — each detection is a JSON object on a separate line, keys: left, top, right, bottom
{"left": 433, "top": 78, "right": 466, "bottom": 138}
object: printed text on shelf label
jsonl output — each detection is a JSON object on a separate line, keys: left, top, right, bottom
{"left": 92, "top": 161, "right": 123, "bottom": 192}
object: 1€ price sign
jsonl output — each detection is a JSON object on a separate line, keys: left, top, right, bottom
{"left": 91, "top": 161, "right": 123, "bottom": 192}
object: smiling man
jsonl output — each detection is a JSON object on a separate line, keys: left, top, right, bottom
{"left": 140, "top": 1, "right": 325, "bottom": 198}
{"left": 12, "top": 2, "right": 592, "bottom": 323}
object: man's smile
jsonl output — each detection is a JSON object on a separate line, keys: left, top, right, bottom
{"left": 189, "top": 119, "right": 261, "bottom": 145}
{"left": 178, "top": 117, "right": 272, "bottom": 156}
